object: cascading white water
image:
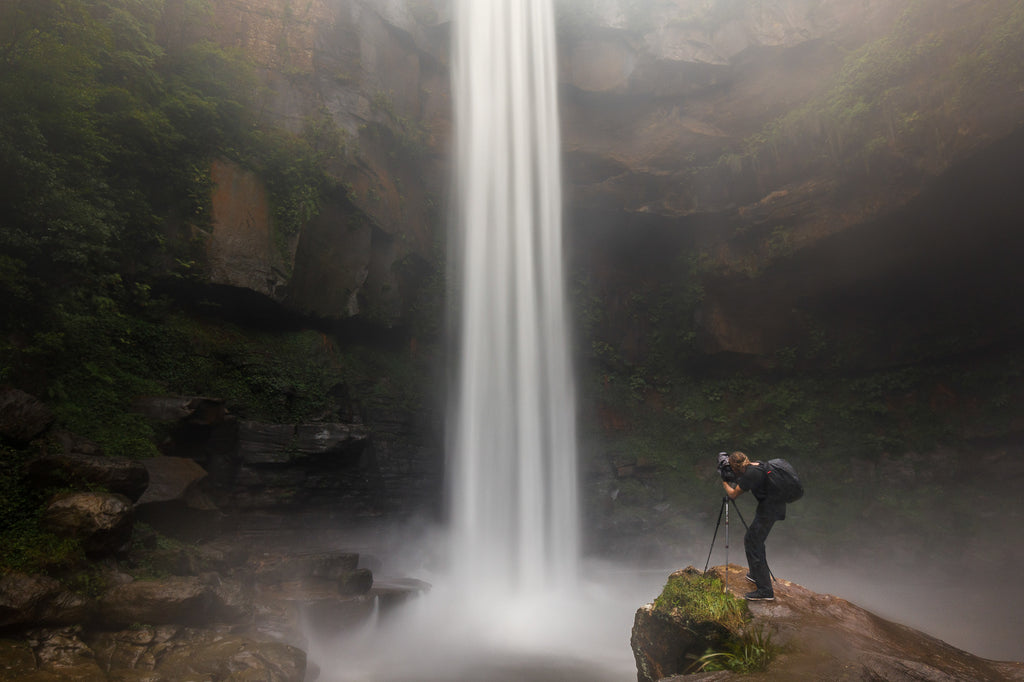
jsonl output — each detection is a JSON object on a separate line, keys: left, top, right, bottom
{"left": 450, "top": 0, "right": 580, "bottom": 602}
{"left": 306, "top": 6, "right": 659, "bottom": 677}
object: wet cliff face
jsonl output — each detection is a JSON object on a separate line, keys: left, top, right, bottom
{"left": 186, "top": 0, "right": 1024, "bottom": 363}
{"left": 180, "top": 0, "right": 450, "bottom": 328}
{"left": 555, "top": 0, "right": 1024, "bottom": 365}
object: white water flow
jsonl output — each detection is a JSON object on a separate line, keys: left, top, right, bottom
{"left": 303, "top": 5, "right": 645, "bottom": 678}
{"left": 450, "top": 0, "right": 580, "bottom": 605}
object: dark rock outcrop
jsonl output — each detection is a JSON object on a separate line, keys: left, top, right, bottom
{"left": 0, "top": 574, "right": 90, "bottom": 630}
{"left": 136, "top": 456, "right": 210, "bottom": 507}
{"left": 632, "top": 565, "right": 1024, "bottom": 681}
{"left": 0, "top": 388, "right": 54, "bottom": 443}
{"left": 134, "top": 456, "right": 222, "bottom": 541}
{"left": 25, "top": 453, "right": 149, "bottom": 503}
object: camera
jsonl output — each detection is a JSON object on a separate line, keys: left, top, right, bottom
{"left": 717, "top": 452, "right": 737, "bottom": 483}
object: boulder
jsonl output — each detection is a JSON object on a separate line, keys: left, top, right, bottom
{"left": 0, "top": 573, "right": 90, "bottom": 629}
{"left": 40, "top": 492, "right": 134, "bottom": 557}
{"left": 631, "top": 565, "right": 1024, "bottom": 681}
{"left": 97, "top": 576, "right": 213, "bottom": 627}
{"left": 96, "top": 574, "right": 253, "bottom": 629}
{"left": 134, "top": 456, "right": 221, "bottom": 541}
{"left": 25, "top": 453, "right": 149, "bottom": 502}
{"left": 135, "top": 457, "right": 209, "bottom": 506}
{"left": 0, "top": 388, "right": 54, "bottom": 443}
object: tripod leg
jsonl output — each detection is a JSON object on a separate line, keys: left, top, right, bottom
{"left": 702, "top": 497, "right": 728, "bottom": 574}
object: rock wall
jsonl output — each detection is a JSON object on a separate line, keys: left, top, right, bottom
{"left": 182, "top": 0, "right": 1024, "bottom": 364}
{"left": 556, "top": 0, "right": 1024, "bottom": 363}
{"left": 176, "top": 0, "right": 450, "bottom": 327}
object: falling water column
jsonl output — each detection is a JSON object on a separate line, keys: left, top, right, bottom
{"left": 450, "top": 0, "right": 580, "bottom": 604}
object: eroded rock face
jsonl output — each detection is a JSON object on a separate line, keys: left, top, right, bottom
{"left": 557, "top": 0, "right": 1024, "bottom": 365}
{"left": 183, "top": 0, "right": 447, "bottom": 328}
{"left": 206, "top": 159, "right": 288, "bottom": 300}
{"left": 181, "top": 0, "right": 1024, "bottom": 366}
{"left": 0, "top": 574, "right": 90, "bottom": 630}
{"left": 226, "top": 420, "right": 378, "bottom": 511}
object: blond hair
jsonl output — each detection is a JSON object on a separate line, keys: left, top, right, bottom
{"left": 728, "top": 451, "right": 750, "bottom": 468}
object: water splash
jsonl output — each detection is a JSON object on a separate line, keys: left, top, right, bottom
{"left": 449, "top": 0, "right": 580, "bottom": 605}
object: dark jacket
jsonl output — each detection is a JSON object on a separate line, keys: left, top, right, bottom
{"left": 737, "top": 462, "right": 786, "bottom": 521}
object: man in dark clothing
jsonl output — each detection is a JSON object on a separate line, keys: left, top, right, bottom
{"left": 721, "top": 451, "right": 785, "bottom": 601}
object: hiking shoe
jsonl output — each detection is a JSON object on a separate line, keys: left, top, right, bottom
{"left": 744, "top": 589, "right": 775, "bottom": 601}
{"left": 745, "top": 573, "right": 756, "bottom": 584}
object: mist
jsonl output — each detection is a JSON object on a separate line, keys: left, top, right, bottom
{"left": 295, "top": 481, "right": 1021, "bottom": 682}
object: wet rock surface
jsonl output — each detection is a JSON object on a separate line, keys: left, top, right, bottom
{"left": 0, "top": 528, "right": 428, "bottom": 682}
{"left": 633, "top": 565, "right": 1024, "bottom": 681}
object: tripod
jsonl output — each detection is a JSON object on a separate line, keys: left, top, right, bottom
{"left": 703, "top": 496, "right": 775, "bottom": 593}
{"left": 703, "top": 496, "right": 748, "bottom": 592}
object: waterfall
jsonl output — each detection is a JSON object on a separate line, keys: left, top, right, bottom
{"left": 450, "top": 0, "right": 580, "bottom": 602}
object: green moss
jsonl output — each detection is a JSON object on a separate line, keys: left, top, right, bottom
{"left": 653, "top": 570, "right": 750, "bottom": 632}
{"left": 0, "top": 520, "right": 86, "bottom": 575}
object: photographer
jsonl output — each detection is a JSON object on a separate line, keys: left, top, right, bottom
{"left": 720, "top": 451, "right": 785, "bottom": 601}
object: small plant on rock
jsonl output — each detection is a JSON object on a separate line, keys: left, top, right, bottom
{"left": 696, "top": 624, "right": 779, "bottom": 673}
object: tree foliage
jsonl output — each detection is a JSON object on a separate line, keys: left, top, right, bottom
{"left": 0, "top": 0, "right": 337, "bottom": 452}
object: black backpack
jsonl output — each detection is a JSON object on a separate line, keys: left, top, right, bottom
{"left": 764, "top": 458, "right": 803, "bottom": 503}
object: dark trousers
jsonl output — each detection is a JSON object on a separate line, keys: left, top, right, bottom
{"left": 744, "top": 513, "right": 776, "bottom": 592}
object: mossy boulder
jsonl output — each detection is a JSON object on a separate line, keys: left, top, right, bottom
{"left": 631, "top": 566, "right": 750, "bottom": 681}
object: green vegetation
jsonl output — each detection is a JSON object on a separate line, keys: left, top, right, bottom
{"left": 653, "top": 571, "right": 780, "bottom": 674}
{"left": 654, "top": 570, "right": 750, "bottom": 631}
{"left": 0, "top": 0, "right": 371, "bottom": 448}
{"left": 0, "top": 0, "right": 433, "bottom": 575}
{"left": 0, "top": 444, "right": 87, "bottom": 574}
{"left": 718, "top": 1, "right": 1024, "bottom": 178}
{"left": 696, "top": 625, "right": 778, "bottom": 673}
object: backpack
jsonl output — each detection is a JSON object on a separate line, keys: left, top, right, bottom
{"left": 764, "top": 458, "right": 803, "bottom": 503}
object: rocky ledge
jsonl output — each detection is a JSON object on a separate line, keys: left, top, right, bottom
{"left": 632, "top": 565, "right": 1024, "bottom": 681}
